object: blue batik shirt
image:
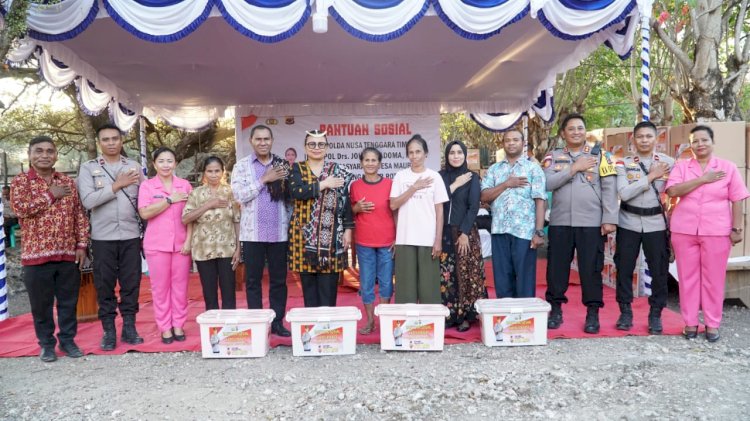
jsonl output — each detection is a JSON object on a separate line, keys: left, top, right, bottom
{"left": 481, "top": 158, "right": 546, "bottom": 240}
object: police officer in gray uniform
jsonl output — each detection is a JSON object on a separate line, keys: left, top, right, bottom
{"left": 543, "top": 113, "right": 619, "bottom": 334}
{"left": 78, "top": 123, "right": 144, "bottom": 350}
{"left": 614, "top": 121, "right": 673, "bottom": 334}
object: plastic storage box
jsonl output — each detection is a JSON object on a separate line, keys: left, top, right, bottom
{"left": 374, "top": 304, "right": 449, "bottom": 351}
{"left": 474, "top": 298, "right": 551, "bottom": 346}
{"left": 196, "top": 309, "right": 276, "bottom": 358}
{"left": 285, "top": 306, "right": 362, "bottom": 356}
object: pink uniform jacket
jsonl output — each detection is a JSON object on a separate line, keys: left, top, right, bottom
{"left": 138, "top": 176, "right": 193, "bottom": 252}
{"left": 666, "top": 157, "right": 749, "bottom": 236}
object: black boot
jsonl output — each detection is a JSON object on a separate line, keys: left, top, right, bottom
{"left": 648, "top": 307, "right": 663, "bottom": 335}
{"left": 100, "top": 319, "right": 117, "bottom": 351}
{"left": 547, "top": 303, "right": 563, "bottom": 329}
{"left": 615, "top": 303, "right": 633, "bottom": 331}
{"left": 584, "top": 306, "right": 600, "bottom": 334}
{"left": 121, "top": 315, "right": 144, "bottom": 345}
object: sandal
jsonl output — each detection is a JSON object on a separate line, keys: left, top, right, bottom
{"left": 682, "top": 326, "right": 698, "bottom": 339}
{"left": 358, "top": 324, "right": 375, "bottom": 335}
{"left": 705, "top": 327, "right": 720, "bottom": 343}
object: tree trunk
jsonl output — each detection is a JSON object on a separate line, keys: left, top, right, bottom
{"left": 652, "top": 0, "right": 749, "bottom": 122}
{"left": 0, "top": 0, "right": 30, "bottom": 64}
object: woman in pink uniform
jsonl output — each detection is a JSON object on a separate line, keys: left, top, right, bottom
{"left": 138, "top": 147, "right": 193, "bottom": 344}
{"left": 666, "top": 125, "right": 749, "bottom": 343}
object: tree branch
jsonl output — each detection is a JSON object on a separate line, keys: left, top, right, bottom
{"left": 738, "top": 0, "right": 750, "bottom": 62}
{"left": 725, "top": 64, "right": 749, "bottom": 84}
{"left": 727, "top": 0, "right": 748, "bottom": 63}
{"left": 651, "top": 19, "right": 694, "bottom": 70}
{"left": 0, "top": 81, "right": 31, "bottom": 115}
{"left": 0, "top": 127, "right": 84, "bottom": 142}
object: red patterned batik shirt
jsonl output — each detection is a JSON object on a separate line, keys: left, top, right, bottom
{"left": 10, "top": 168, "right": 90, "bottom": 266}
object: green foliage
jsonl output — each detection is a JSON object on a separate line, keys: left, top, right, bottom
{"left": 1, "top": 0, "right": 31, "bottom": 42}
{"left": 0, "top": 105, "right": 88, "bottom": 175}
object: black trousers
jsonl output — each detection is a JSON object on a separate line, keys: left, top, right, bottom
{"left": 196, "top": 258, "right": 236, "bottom": 310}
{"left": 23, "top": 261, "right": 80, "bottom": 348}
{"left": 300, "top": 272, "right": 339, "bottom": 307}
{"left": 545, "top": 226, "right": 605, "bottom": 308}
{"left": 243, "top": 241, "right": 288, "bottom": 322}
{"left": 614, "top": 227, "right": 669, "bottom": 309}
{"left": 92, "top": 239, "right": 142, "bottom": 321}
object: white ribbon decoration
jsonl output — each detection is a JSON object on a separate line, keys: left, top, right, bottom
{"left": 76, "top": 78, "right": 112, "bottom": 114}
{"left": 105, "top": 0, "right": 211, "bottom": 37}
{"left": 38, "top": 49, "right": 77, "bottom": 88}
{"left": 14, "top": 0, "right": 96, "bottom": 36}
{"left": 472, "top": 112, "right": 524, "bottom": 131}
{"left": 111, "top": 100, "right": 141, "bottom": 132}
{"left": 5, "top": 39, "right": 37, "bottom": 63}
{"left": 329, "top": 0, "right": 427, "bottom": 35}
{"left": 219, "top": 0, "right": 308, "bottom": 37}
{"left": 532, "top": 88, "right": 554, "bottom": 121}
{"left": 535, "top": 0, "right": 634, "bottom": 37}
{"left": 605, "top": 15, "right": 639, "bottom": 57}
{"left": 143, "top": 105, "right": 226, "bottom": 132}
{"left": 435, "top": 0, "right": 530, "bottom": 35}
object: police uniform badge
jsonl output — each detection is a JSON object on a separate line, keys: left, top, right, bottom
{"left": 542, "top": 154, "right": 552, "bottom": 169}
{"left": 599, "top": 151, "right": 616, "bottom": 177}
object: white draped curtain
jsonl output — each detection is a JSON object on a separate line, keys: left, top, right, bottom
{"left": 4, "top": 0, "right": 646, "bottom": 130}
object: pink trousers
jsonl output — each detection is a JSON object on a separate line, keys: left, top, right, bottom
{"left": 145, "top": 250, "right": 192, "bottom": 332}
{"left": 671, "top": 233, "right": 732, "bottom": 328}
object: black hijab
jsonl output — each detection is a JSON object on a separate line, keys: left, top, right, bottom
{"left": 441, "top": 140, "right": 470, "bottom": 189}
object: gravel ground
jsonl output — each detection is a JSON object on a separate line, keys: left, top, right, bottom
{"left": 2, "top": 248, "right": 750, "bottom": 420}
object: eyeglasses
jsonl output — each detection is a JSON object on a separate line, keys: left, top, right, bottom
{"left": 306, "top": 142, "right": 328, "bottom": 149}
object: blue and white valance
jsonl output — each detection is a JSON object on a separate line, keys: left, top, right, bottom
{"left": 604, "top": 15, "right": 637, "bottom": 59}
{"left": 216, "top": 0, "right": 310, "bottom": 43}
{"left": 8, "top": 0, "right": 98, "bottom": 41}
{"left": 110, "top": 101, "right": 140, "bottom": 132}
{"left": 4, "top": 0, "right": 647, "bottom": 131}
{"left": 103, "top": 0, "right": 213, "bottom": 42}
{"left": 38, "top": 49, "right": 77, "bottom": 88}
{"left": 326, "top": 0, "right": 430, "bottom": 41}
{"left": 5, "top": 0, "right": 645, "bottom": 43}
{"left": 76, "top": 78, "right": 112, "bottom": 115}
{"left": 433, "top": 0, "right": 530, "bottom": 40}
{"left": 470, "top": 88, "right": 554, "bottom": 132}
{"left": 532, "top": 0, "right": 636, "bottom": 40}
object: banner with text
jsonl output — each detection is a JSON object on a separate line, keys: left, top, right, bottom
{"left": 235, "top": 114, "right": 441, "bottom": 179}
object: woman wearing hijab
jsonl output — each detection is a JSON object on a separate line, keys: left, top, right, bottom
{"left": 439, "top": 140, "right": 487, "bottom": 332}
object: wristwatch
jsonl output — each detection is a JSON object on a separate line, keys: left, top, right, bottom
{"left": 165, "top": 197, "right": 173, "bottom": 205}
{"left": 535, "top": 229, "right": 546, "bottom": 238}
{"left": 731, "top": 227, "right": 743, "bottom": 234}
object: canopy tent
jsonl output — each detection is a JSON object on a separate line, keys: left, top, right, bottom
{"left": 0, "top": 0, "right": 658, "bottom": 314}
{"left": 3, "top": 0, "right": 651, "bottom": 132}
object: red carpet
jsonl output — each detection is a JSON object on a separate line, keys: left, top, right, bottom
{"left": 0, "top": 259, "right": 682, "bottom": 357}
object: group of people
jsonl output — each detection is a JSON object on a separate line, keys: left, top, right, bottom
{"left": 540, "top": 115, "right": 748, "bottom": 344}
{"left": 8, "top": 115, "right": 748, "bottom": 362}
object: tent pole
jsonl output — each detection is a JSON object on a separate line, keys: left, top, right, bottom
{"left": 640, "top": 5, "right": 652, "bottom": 122}
{"left": 523, "top": 114, "right": 529, "bottom": 159}
{"left": 0, "top": 200, "right": 7, "bottom": 321}
{"left": 139, "top": 116, "right": 147, "bottom": 175}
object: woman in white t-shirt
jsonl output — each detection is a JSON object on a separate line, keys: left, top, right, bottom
{"left": 390, "top": 135, "right": 449, "bottom": 304}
